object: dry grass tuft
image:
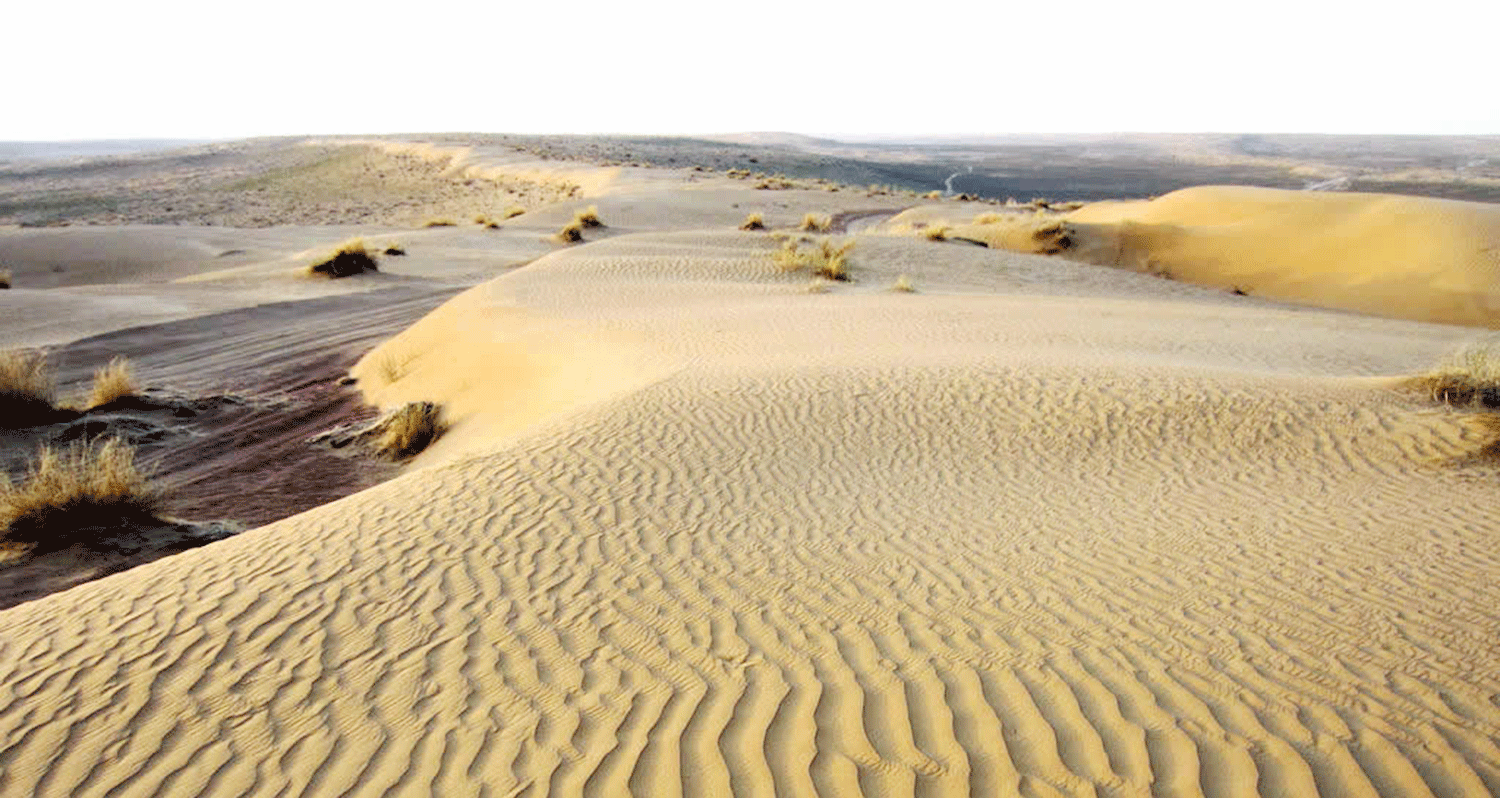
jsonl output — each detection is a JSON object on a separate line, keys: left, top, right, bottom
{"left": 503, "top": 205, "right": 527, "bottom": 219}
{"left": 383, "top": 244, "right": 406, "bottom": 256}
{"left": 0, "top": 348, "right": 57, "bottom": 424}
{"left": 307, "top": 238, "right": 380, "bottom": 278}
{"left": 923, "top": 225, "right": 950, "bottom": 241}
{"left": 0, "top": 438, "right": 163, "bottom": 550}
{"left": 798, "top": 213, "right": 831, "bottom": 233}
{"left": 555, "top": 221, "right": 585, "bottom": 243}
{"left": 739, "top": 213, "right": 766, "bottom": 231}
{"left": 974, "top": 212, "right": 1005, "bottom": 225}
{"left": 87, "top": 357, "right": 137, "bottom": 409}
{"left": 773, "top": 237, "right": 854, "bottom": 282}
{"left": 890, "top": 274, "right": 916, "bottom": 293}
{"left": 372, "top": 401, "right": 447, "bottom": 460}
{"left": 573, "top": 206, "right": 604, "bottom": 228}
{"left": 0, "top": 270, "right": 11, "bottom": 289}
{"left": 1407, "top": 338, "right": 1500, "bottom": 409}
{"left": 423, "top": 218, "right": 457, "bottom": 228}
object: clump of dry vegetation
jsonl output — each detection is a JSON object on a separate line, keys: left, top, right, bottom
{"left": 556, "top": 221, "right": 585, "bottom": 243}
{"left": 423, "top": 218, "right": 457, "bottom": 228}
{"left": 306, "top": 238, "right": 379, "bottom": 278}
{"left": 383, "top": 244, "right": 406, "bottom": 256}
{"left": 925, "top": 190, "right": 943, "bottom": 200}
{"left": 1408, "top": 339, "right": 1500, "bottom": 409}
{"left": 87, "top": 357, "right": 137, "bottom": 409}
{"left": 573, "top": 206, "right": 604, "bottom": 228}
{"left": 798, "top": 213, "right": 831, "bottom": 233}
{"left": 0, "top": 438, "right": 163, "bottom": 551}
{"left": 503, "top": 205, "right": 527, "bottom": 219}
{"left": 890, "top": 274, "right": 916, "bottom": 293}
{"left": 923, "top": 225, "right": 950, "bottom": 241}
{"left": 974, "top": 213, "right": 1006, "bottom": 225}
{"left": 773, "top": 237, "right": 855, "bottom": 282}
{"left": 0, "top": 348, "right": 57, "bottom": 426}
{"left": 0, "top": 270, "right": 11, "bottom": 289}
{"left": 740, "top": 213, "right": 766, "bottom": 231}
{"left": 372, "top": 401, "right": 447, "bottom": 459}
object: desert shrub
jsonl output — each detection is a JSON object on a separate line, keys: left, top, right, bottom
{"left": 556, "top": 221, "right": 584, "bottom": 243}
{"left": 87, "top": 356, "right": 137, "bottom": 409}
{"left": 0, "top": 270, "right": 11, "bottom": 289}
{"left": 974, "top": 213, "right": 1005, "bottom": 224}
{"left": 923, "top": 225, "right": 950, "bottom": 241}
{"left": 773, "top": 237, "right": 854, "bottom": 282}
{"left": 423, "top": 218, "right": 456, "bottom": 228}
{"left": 574, "top": 206, "right": 604, "bottom": 228}
{"left": 0, "top": 438, "right": 162, "bottom": 550}
{"left": 740, "top": 213, "right": 766, "bottom": 231}
{"left": 384, "top": 244, "right": 406, "bottom": 256}
{"left": 373, "top": 401, "right": 447, "bottom": 459}
{"left": 1409, "top": 339, "right": 1500, "bottom": 409}
{"left": 798, "top": 213, "right": 831, "bottom": 233}
{"left": 0, "top": 348, "right": 57, "bottom": 425}
{"left": 503, "top": 205, "right": 527, "bottom": 219}
{"left": 890, "top": 274, "right": 916, "bottom": 293}
{"left": 307, "top": 238, "right": 379, "bottom": 278}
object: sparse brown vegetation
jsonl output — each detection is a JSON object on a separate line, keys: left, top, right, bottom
{"left": 740, "top": 213, "right": 766, "bottom": 231}
{"left": 87, "top": 357, "right": 137, "bottom": 409}
{"left": 423, "top": 218, "right": 457, "bottom": 228}
{"left": 773, "top": 237, "right": 855, "bottom": 282}
{"left": 0, "top": 439, "right": 163, "bottom": 551}
{"left": 307, "top": 238, "right": 379, "bottom": 278}
{"left": 384, "top": 244, "right": 406, "bottom": 256}
{"left": 1407, "top": 339, "right": 1500, "bottom": 409}
{"left": 923, "top": 225, "right": 950, "bottom": 241}
{"left": 574, "top": 206, "right": 604, "bottom": 228}
{"left": 798, "top": 213, "right": 831, "bottom": 233}
{"left": 373, "top": 402, "right": 447, "bottom": 460}
{"left": 0, "top": 348, "right": 57, "bottom": 426}
{"left": 556, "top": 221, "right": 584, "bottom": 243}
{"left": 974, "top": 213, "right": 1006, "bottom": 225}
{"left": 0, "top": 270, "right": 11, "bottom": 289}
{"left": 503, "top": 205, "right": 527, "bottom": 219}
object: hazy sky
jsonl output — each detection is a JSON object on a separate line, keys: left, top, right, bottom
{"left": 7, "top": 0, "right": 1497, "bottom": 140}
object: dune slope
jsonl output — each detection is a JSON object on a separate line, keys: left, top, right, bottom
{"left": 1, "top": 226, "right": 1498, "bottom": 798}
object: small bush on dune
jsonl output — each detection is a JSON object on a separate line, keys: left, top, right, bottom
{"left": 773, "top": 237, "right": 854, "bottom": 282}
{"left": 798, "top": 213, "right": 831, "bottom": 233}
{"left": 890, "top": 274, "right": 916, "bottom": 293}
{"left": 307, "top": 238, "right": 379, "bottom": 279}
{"left": 574, "top": 206, "right": 604, "bottom": 228}
{"left": 1409, "top": 340, "right": 1500, "bottom": 409}
{"left": 556, "top": 221, "right": 584, "bottom": 243}
{"left": 923, "top": 225, "right": 950, "bottom": 241}
{"left": 740, "top": 213, "right": 766, "bottom": 231}
{"left": 0, "top": 348, "right": 57, "bottom": 425}
{"left": 373, "top": 401, "right": 447, "bottom": 460}
{"left": 87, "top": 356, "right": 137, "bottom": 409}
{"left": 423, "top": 218, "right": 456, "bottom": 228}
{"left": 384, "top": 244, "right": 406, "bottom": 256}
{"left": 0, "top": 270, "right": 11, "bottom": 289}
{"left": 974, "top": 213, "right": 1005, "bottom": 225}
{"left": 0, "top": 438, "right": 163, "bottom": 551}
{"left": 503, "top": 206, "right": 527, "bottom": 219}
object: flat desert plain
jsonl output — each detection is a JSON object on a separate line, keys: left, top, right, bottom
{"left": 0, "top": 137, "right": 1498, "bottom": 798}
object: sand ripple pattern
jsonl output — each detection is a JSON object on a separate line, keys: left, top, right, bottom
{"left": 1, "top": 355, "right": 1498, "bottom": 797}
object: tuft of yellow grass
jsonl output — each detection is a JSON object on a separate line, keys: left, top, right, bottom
{"left": 373, "top": 401, "right": 447, "bottom": 460}
{"left": 556, "top": 221, "right": 584, "bottom": 243}
{"left": 890, "top": 274, "right": 916, "bottom": 293}
{"left": 423, "top": 218, "right": 457, "bottom": 228}
{"left": 1408, "top": 338, "right": 1500, "bottom": 409}
{"left": 306, "top": 238, "right": 379, "bottom": 278}
{"left": 925, "top": 190, "right": 943, "bottom": 199}
{"left": 87, "top": 356, "right": 137, "bottom": 409}
{"left": 573, "top": 206, "right": 604, "bottom": 228}
{"left": 923, "top": 225, "right": 950, "bottom": 241}
{"left": 503, "top": 205, "right": 527, "bottom": 219}
{"left": 0, "top": 348, "right": 56, "bottom": 421}
{"left": 0, "top": 438, "right": 163, "bottom": 550}
{"left": 772, "top": 237, "right": 854, "bottom": 282}
{"left": 0, "top": 269, "right": 11, "bottom": 289}
{"left": 798, "top": 213, "right": 831, "bottom": 233}
{"left": 974, "top": 213, "right": 1005, "bottom": 224}
{"left": 739, "top": 213, "right": 766, "bottom": 231}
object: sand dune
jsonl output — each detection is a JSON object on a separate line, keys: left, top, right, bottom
{"left": 1, "top": 144, "right": 1499, "bottom": 797}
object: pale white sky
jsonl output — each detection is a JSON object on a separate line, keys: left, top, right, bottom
{"left": 6, "top": 0, "right": 1497, "bottom": 140}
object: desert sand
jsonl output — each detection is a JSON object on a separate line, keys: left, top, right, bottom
{"left": 0, "top": 138, "right": 1498, "bottom": 797}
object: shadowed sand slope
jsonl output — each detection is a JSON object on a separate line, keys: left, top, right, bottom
{"left": 1, "top": 226, "right": 1499, "bottom": 797}
{"left": 1057, "top": 187, "right": 1500, "bottom": 328}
